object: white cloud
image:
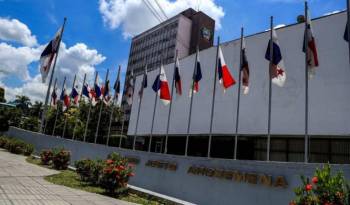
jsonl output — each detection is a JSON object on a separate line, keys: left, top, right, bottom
{"left": 99, "top": 0, "right": 225, "bottom": 38}
{"left": 0, "top": 17, "right": 38, "bottom": 47}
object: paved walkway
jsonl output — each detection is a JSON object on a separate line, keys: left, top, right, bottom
{"left": 0, "top": 149, "right": 136, "bottom": 205}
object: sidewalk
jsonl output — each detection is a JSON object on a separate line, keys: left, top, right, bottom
{"left": 0, "top": 149, "right": 136, "bottom": 205}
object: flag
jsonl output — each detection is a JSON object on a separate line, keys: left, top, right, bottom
{"left": 174, "top": 56, "right": 182, "bottom": 96}
{"left": 138, "top": 67, "right": 148, "bottom": 98}
{"left": 114, "top": 67, "right": 121, "bottom": 100}
{"left": 125, "top": 70, "right": 134, "bottom": 105}
{"left": 152, "top": 65, "right": 171, "bottom": 105}
{"left": 70, "top": 86, "right": 79, "bottom": 105}
{"left": 102, "top": 80, "right": 111, "bottom": 105}
{"left": 241, "top": 38, "right": 250, "bottom": 95}
{"left": 82, "top": 83, "right": 92, "bottom": 99}
{"left": 92, "top": 76, "right": 101, "bottom": 106}
{"left": 265, "top": 29, "right": 286, "bottom": 87}
{"left": 190, "top": 50, "right": 202, "bottom": 96}
{"left": 218, "top": 46, "right": 236, "bottom": 90}
{"left": 60, "top": 86, "right": 70, "bottom": 111}
{"left": 40, "top": 27, "right": 62, "bottom": 83}
{"left": 344, "top": 23, "right": 348, "bottom": 42}
{"left": 303, "top": 8, "right": 319, "bottom": 78}
{"left": 51, "top": 88, "right": 58, "bottom": 108}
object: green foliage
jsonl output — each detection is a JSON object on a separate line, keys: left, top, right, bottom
{"left": 291, "top": 164, "right": 350, "bottom": 205}
{"left": 52, "top": 147, "right": 71, "bottom": 170}
{"left": 40, "top": 149, "right": 53, "bottom": 165}
{"left": 75, "top": 158, "right": 104, "bottom": 184}
{"left": 20, "top": 116, "right": 40, "bottom": 132}
{"left": 0, "top": 136, "right": 34, "bottom": 156}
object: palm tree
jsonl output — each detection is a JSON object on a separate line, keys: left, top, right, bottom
{"left": 30, "top": 101, "right": 43, "bottom": 117}
{"left": 14, "top": 95, "right": 31, "bottom": 112}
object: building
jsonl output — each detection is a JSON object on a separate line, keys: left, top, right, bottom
{"left": 122, "top": 8, "right": 215, "bottom": 122}
{"left": 125, "top": 11, "right": 350, "bottom": 164}
{"left": 0, "top": 87, "right": 5, "bottom": 103}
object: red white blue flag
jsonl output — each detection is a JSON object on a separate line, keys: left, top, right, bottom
{"left": 114, "top": 67, "right": 121, "bottom": 101}
{"left": 190, "top": 49, "right": 202, "bottom": 96}
{"left": 40, "top": 27, "right": 62, "bottom": 83}
{"left": 82, "top": 83, "right": 92, "bottom": 99}
{"left": 174, "top": 56, "right": 182, "bottom": 96}
{"left": 60, "top": 85, "right": 70, "bottom": 111}
{"left": 51, "top": 87, "right": 58, "bottom": 108}
{"left": 265, "top": 29, "right": 286, "bottom": 87}
{"left": 138, "top": 66, "right": 148, "bottom": 98}
{"left": 70, "top": 85, "right": 79, "bottom": 105}
{"left": 152, "top": 65, "right": 171, "bottom": 105}
{"left": 102, "top": 80, "right": 111, "bottom": 105}
{"left": 303, "top": 8, "right": 319, "bottom": 78}
{"left": 218, "top": 46, "right": 236, "bottom": 91}
{"left": 92, "top": 76, "right": 101, "bottom": 106}
{"left": 241, "top": 38, "right": 250, "bottom": 95}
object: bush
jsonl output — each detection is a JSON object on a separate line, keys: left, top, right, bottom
{"left": 52, "top": 148, "right": 70, "bottom": 170}
{"left": 0, "top": 137, "right": 9, "bottom": 148}
{"left": 75, "top": 159, "right": 104, "bottom": 184}
{"left": 290, "top": 164, "right": 350, "bottom": 205}
{"left": 40, "top": 149, "right": 53, "bottom": 165}
{"left": 0, "top": 136, "right": 34, "bottom": 156}
{"left": 99, "top": 152, "right": 134, "bottom": 194}
{"left": 22, "top": 143, "right": 34, "bottom": 156}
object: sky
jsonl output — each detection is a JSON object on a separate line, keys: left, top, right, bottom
{"left": 0, "top": 0, "right": 345, "bottom": 103}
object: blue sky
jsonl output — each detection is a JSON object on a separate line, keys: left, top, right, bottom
{"left": 0, "top": 0, "right": 345, "bottom": 102}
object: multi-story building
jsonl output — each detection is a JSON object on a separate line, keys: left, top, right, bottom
{"left": 121, "top": 8, "right": 215, "bottom": 122}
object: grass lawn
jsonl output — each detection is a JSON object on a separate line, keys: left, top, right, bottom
{"left": 26, "top": 157, "right": 175, "bottom": 205}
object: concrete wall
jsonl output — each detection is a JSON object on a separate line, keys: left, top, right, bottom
{"left": 6, "top": 127, "right": 350, "bottom": 205}
{"left": 128, "top": 12, "right": 350, "bottom": 136}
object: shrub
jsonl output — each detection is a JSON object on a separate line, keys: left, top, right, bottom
{"left": 22, "top": 143, "right": 34, "bottom": 156}
{"left": 99, "top": 152, "right": 134, "bottom": 194}
{"left": 75, "top": 159, "right": 104, "bottom": 184}
{"left": 40, "top": 149, "right": 53, "bottom": 165}
{"left": 7, "top": 139, "right": 23, "bottom": 154}
{"left": 0, "top": 137, "right": 9, "bottom": 148}
{"left": 52, "top": 148, "right": 70, "bottom": 170}
{"left": 290, "top": 164, "right": 350, "bottom": 205}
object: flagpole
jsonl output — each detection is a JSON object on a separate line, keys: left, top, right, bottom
{"left": 267, "top": 16, "right": 273, "bottom": 161}
{"left": 148, "top": 61, "right": 163, "bottom": 152}
{"left": 107, "top": 66, "right": 121, "bottom": 146}
{"left": 94, "top": 69, "right": 109, "bottom": 144}
{"left": 234, "top": 28, "right": 244, "bottom": 160}
{"left": 304, "top": 1, "right": 309, "bottom": 163}
{"left": 40, "top": 17, "right": 67, "bottom": 133}
{"left": 52, "top": 76, "right": 66, "bottom": 136}
{"left": 43, "top": 78, "right": 57, "bottom": 134}
{"left": 62, "top": 74, "right": 76, "bottom": 138}
{"left": 164, "top": 50, "right": 178, "bottom": 154}
{"left": 185, "top": 47, "right": 199, "bottom": 156}
{"left": 72, "top": 73, "right": 86, "bottom": 140}
{"left": 119, "top": 111, "right": 125, "bottom": 147}
{"left": 208, "top": 37, "right": 220, "bottom": 158}
{"left": 84, "top": 72, "right": 98, "bottom": 142}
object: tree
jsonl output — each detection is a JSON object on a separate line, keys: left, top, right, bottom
{"left": 30, "top": 101, "right": 43, "bottom": 117}
{"left": 14, "top": 95, "right": 31, "bottom": 114}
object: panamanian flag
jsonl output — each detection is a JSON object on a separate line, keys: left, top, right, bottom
{"left": 174, "top": 56, "right": 182, "bottom": 96}
{"left": 190, "top": 49, "right": 202, "bottom": 96}
{"left": 60, "top": 85, "right": 70, "bottom": 111}
{"left": 265, "top": 28, "right": 286, "bottom": 87}
{"left": 218, "top": 45, "right": 236, "bottom": 91}
{"left": 138, "top": 66, "right": 148, "bottom": 98}
{"left": 241, "top": 37, "right": 250, "bottom": 95}
{"left": 92, "top": 76, "right": 101, "bottom": 106}
{"left": 82, "top": 83, "right": 92, "bottom": 99}
{"left": 102, "top": 80, "right": 111, "bottom": 105}
{"left": 114, "top": 67, "right": 121, "bottom": 101}
{"left": 152, "top": 65, "right": 171, "bottom": 105}
{"left": 40, "top": 27, "right": 62, "bottom": 83}
{"left": 51, "top": 87, "right": 58, "bottom": 108}
{"left": 303, "top": 8, "right": 319, "bottom": 78}
{"left": 70, "top": 85, "right": 79, "bottom": 105}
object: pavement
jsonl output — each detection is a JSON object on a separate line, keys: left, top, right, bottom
{"left": 0, "top": 149, "right": 136, "bottom": 205}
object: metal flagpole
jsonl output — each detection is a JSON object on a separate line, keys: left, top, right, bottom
{"left": 148, "top": 62, "right": 162, "bottom": 152}
{"left": 43, "top": 78, "right": 57, "bottom": 134}
{"left": 94, "top": 69, "right": 109, "bottom": 144}
{"left": 52, "top": 76, "right": 66, "bottom": 136}
{"left": 267, "top": 16, "right": 273, "bottom": 161}
{"left": 40, "top": 17, "right": 67, "bottom": 133}
{"left": 185, "top": 47, "right": 199, "bottom": 156}
{"left": 83, "top": 72, "right": 98, "bottom": 142}
{"left": 234, "top": 28, "right": 244, "bottom": 160}
{"left": 304, "top": 1, "right": 309, "bottom": 163}
{"left": 133, "top": 65, "right": 147, "bottom": 150}
{"left": 208, "top": 37, "right": 220, "bottom": 158}
{"left": 62, "top": 74, "right": 76, "bottom": 138}
{"left": 72, "top": 73, "right": 86, "bottom": 140}
{"left": 107, "top": 66, "right": 121, "bottom": 146}
{"left": 119, "top": 111, "right": 125, "bottom": 147}
{"left": 164, "top": 50, "right": 178, "bottom": 154}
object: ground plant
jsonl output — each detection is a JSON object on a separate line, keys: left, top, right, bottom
{"left": 290, "top": 164, "right": 350, "bottom": 205}
{"left": 40, "top": 149, "right": 53, "bottom": 165}
{"left": 52, "top": 148, "right": 71, "bottom": 170}
{"left": 0, "top": 136, "right": 34, "bottom": 156}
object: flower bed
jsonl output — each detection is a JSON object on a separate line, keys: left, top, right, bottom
{"left": 0, "top": 135, "right": 34, "bottom": 156}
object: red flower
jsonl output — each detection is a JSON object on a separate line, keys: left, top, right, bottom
{"left": 106, "top": 159, "right": 114, "bottom": 165}
{"left": 305, "top": 184, "right": 313, "bottom": 191}
{"left": 117, "top": 165, "right": 125, "bottom": 171}
{"left": 289, "top": 201, "right": 296, "bottom": 205}
{"left": 103, "top": 167, "right": 112, "bottom": 174}
{"left": 128, "top": 172, "right": 135, "bottom": 177}
{"left": 312, "top": 176, "right": 318, "bottom": 184}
